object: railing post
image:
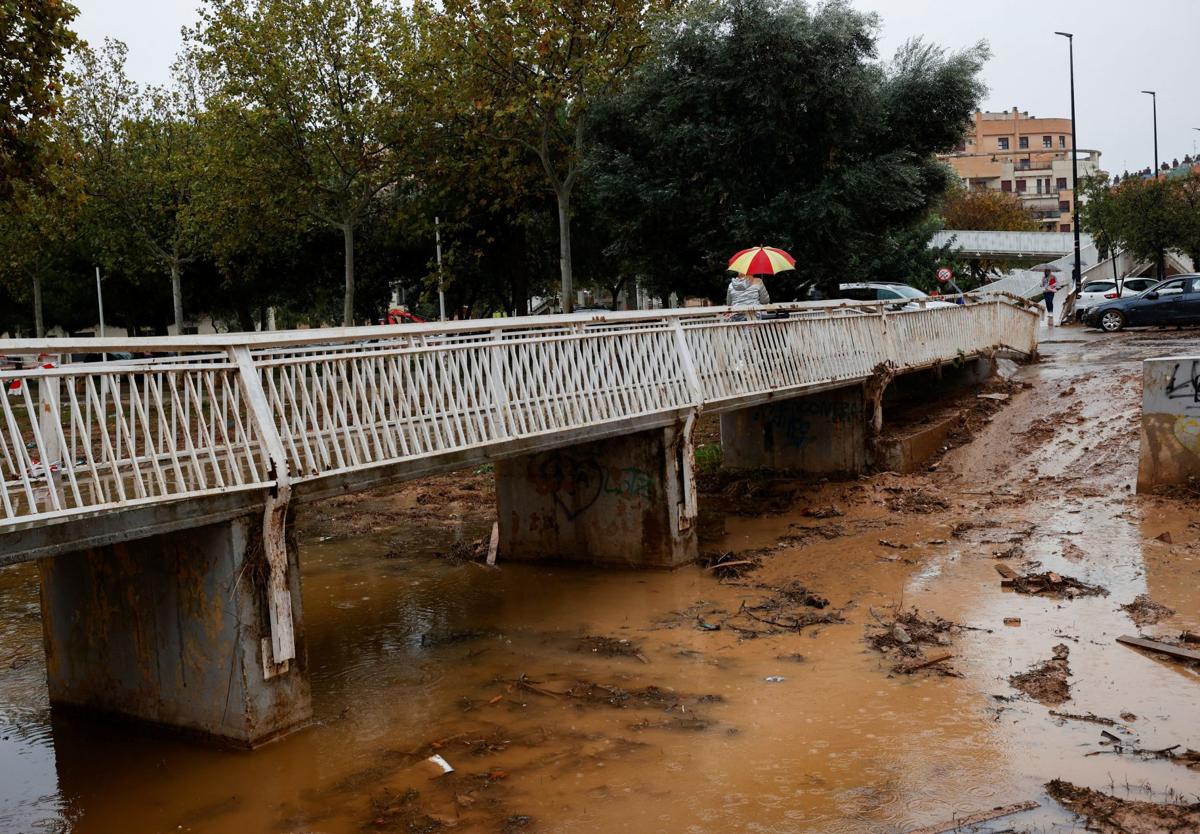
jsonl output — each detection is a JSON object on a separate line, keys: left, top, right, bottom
{"left": 229, "top": 346, "right": 295, "bottom": 670}
{"left": 670, "top": 318, "right": 704, "bottom": 406}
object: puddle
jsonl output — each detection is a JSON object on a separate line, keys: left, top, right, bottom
{"left": 1, "top": 333, "right": 1199, "bottom": 833}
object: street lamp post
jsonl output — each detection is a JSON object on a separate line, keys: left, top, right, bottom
{"left": 1141, "top": 90, "right": 1163, "bottom": 279}
{"left": 1054, "top": 31, "right": 1082, "bottom": 291}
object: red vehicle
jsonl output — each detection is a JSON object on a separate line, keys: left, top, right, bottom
{"left": 381, "top": 307, "right": 426, "bottom": 325}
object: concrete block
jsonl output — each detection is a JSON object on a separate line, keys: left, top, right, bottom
{"left": 37, "top": 516, "right": 312, "bottom": 747}
{"left": 720, "top": 388, "right": 869, "bottom": 475}
{"left": 1138, "top": 357, "right": 1200, "bottom": 492}
{"left": 497, "top": 425, "right": 697, "bottom": 568}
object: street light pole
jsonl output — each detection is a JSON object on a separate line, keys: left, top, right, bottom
{"left": 1055, "top": 31, "right": 1082, "bottom": 291}
{"left": 1141, "top": 90, "right": 1163, "bottom": 279}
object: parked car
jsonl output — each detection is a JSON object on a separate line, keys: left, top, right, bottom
{"left": 835, "top": 282, "right": 957, "bottom": 310}
{"left": 1073, "top": 276, "right": 1159, "bottom": 321}
{"left": 1082, "top": 275, "right": 1200, "bottom": 332}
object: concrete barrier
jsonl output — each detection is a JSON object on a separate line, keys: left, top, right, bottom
{"left": 1137, "top": 357, "right": 1200, "bottom": 492}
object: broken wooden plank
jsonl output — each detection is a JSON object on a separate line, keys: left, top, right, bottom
{"left": 895, "top": 653, "right": 953, "bottom": 674}
{"left": 486, "top": 522, "right": 499, "bottom": 566}
{"left": 995, "top": 563, "right": 1020, "bottom": 580}
{"left": 1117, "top": 635, "right": 1200, "bottom": 663}
{"left": 901, "top": 800, "right": 1039, "bottom": 834}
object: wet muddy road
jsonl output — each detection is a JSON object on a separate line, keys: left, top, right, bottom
{"left": 2, "top": 328, "right": 1199, "bottom": 833}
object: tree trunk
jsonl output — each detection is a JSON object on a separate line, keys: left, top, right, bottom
{"left": 32, "top": 273, "right": 44, "bottom": 338}
{"left": 556, "top": 188, "right": 574, "bottom": 313}
{"left": 170, "top": 260, "right": 184, "bottom": 335}
{"left": 342, "top": 222, "right": 356, "bottom": 327}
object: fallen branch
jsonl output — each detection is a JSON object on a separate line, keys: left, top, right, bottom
{"left": 901, "top": 800, "right": 1039, "bottom": 834}
{"left": 894, "top": 653, "right": 953, "bottom": 674}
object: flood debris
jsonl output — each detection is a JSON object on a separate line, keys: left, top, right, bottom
{"left": 1117, "top": 634, "right": 1200, "bottom": 665}
{"left": 722, "top": 582, "right": 844, "bottom": 638}
{"left": 1046, "top": 779, "right": 1200, "bottom": 833}
{"left": 803, "top": 504, "right": 844, "bottom": 518}
{"left": 901, "top": 799, "right": 1039, "bottom": 834}
{"left": 1000, "top": 569, "right": 1109, "bottom": 599}
{"left": 1049, "top": 710, "right": 1120, "bottom": 727}
{"left": 698, "top": 550, "right": 761, "bottom": 579}
{"left": 866, "top": 607, "right": 963, "bottom": 676}
{"left": 1009, "top": 644, "right": 1070, "bottom": 705}
{"left": 574, "top": 636, "right": 649, "bottom": 664}
{"left": 1120, "top": 595, "right": 1176, "bottom": 627}
{"left": 885, "top": 487, "right": 949, "bottom": 514}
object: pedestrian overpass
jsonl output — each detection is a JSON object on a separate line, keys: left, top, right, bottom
{"left": 930, "top": 230, "right": 1094, "bottom": 261}
{"left": 0, "top": 297, "right": 1039, "bottom": 746}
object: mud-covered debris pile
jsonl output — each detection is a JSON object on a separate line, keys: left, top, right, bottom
{"left": 1121, "top": 594, "right": 1176, "bottom": 626}
{"left": 573, "top": 636, "right": 648, "bottom": 663}
{"left": 698, "top": 550, "right": 763, "bottom": 579}
{"left": 1046, "top": 779, "right": 1200, "bottom": 833}
{"left": 884, "top": 487, "right": 949, "bottom": 514}
{"left": 434, "top": 536, "right": 489, "bottom": 563}
{"left": 1010, "top": 644, "right": 1071, "bottom": 705}
{"left": 722, "top": 582, "right": 844, "bottom": 637}
{"left": 866, "top": 607, "right": 962, "bottom": 676}
{"left": 1004, "top": 570, "right": 1108, "bottom": 599}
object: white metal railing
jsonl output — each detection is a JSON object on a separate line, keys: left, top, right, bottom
{"left": 1, "top": 297, "right": 1037, "bottom": 534}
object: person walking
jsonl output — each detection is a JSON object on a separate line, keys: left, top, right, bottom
{"left": 727, "top": 273, "right": 770, "bottom": 320}
{"left": 1040, "top": 268, "right": 1059, "bottom": 327}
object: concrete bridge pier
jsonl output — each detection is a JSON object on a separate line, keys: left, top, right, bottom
{"left": 37, "top": 515, "right": 312, "bottom": 748}
{"left": 719, "top": 388, "right": 871, "bottom": 475}
{"left": 496, "top": 422, "right": 698, "bottom": 568}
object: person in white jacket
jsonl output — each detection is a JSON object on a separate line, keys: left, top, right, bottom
{"left": 726, "top": 274, "right": 770, "bottom": 320}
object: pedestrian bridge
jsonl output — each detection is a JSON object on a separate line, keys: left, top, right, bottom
{"left": 931, "top": 229, "right": 1094, "bottom": 261}
{"left": 0, "top": 297, "right": 1038, "bottom": 746}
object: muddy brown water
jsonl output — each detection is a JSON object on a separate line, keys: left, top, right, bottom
{"left": 2, "top": 329, "right": 1199, "bottom": 833}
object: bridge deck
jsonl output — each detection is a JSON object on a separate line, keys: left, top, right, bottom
{"left": 1, "top": 298, "right": 1039, "bottom": 563}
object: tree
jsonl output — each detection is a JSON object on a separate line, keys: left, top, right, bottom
{"left": 0, "top": 158, "right": 82, "bottom": 336}
{"left": 1080, "top": 173, "right": 1189, "bottom": 276}
{"left": 427, "top": 0, "right": 670, "bottom": 312}
{"left": 0, "top": 0, "right": 79, "bottom": 199}
{"left": 65, "top": 40, "right": 205, "bottom": 333}
{"left": 194, "top": 0, "right": 420, "bottom": 326}
{"left": 940, "top": 183, "right": 1039, "bottom": 284}
{"left": 586, "top": 0, "right": 988, "bottom": 302}
{"left": 1169, "top": 172, "right": 1200, "bottom": 269}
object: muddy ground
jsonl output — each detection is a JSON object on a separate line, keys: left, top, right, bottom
{"left": 1, "top": 325, "right": 1199, "bottom": 834}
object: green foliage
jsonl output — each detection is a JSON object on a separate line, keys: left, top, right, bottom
{"left": 1080, "top": 172, "right": 1200, "bottom": 269}
{"left": 586, "top": 0, "right": 988, "bottom": 302}
{"left": 192, "top": 0, "right": 421, "bottom": 325}
{"left": 694, "top": 443, "right": 722, "bottom": 474}
{"left": 939, "top": 182, "right": 1040, "bottom": 284}
{"left": 426, "top": 0, "right": 672, "bottom": 310}
{"left": 0, "top": 0, "right": 79, "bottom": 199}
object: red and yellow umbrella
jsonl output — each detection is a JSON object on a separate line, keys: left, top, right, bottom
{"left": 727, "top": 245, "right": 796, "bottom": 276}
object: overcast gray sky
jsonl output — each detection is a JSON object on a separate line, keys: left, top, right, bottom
{"left": 73, "top": 0, "right": 1200, "bottom": 176}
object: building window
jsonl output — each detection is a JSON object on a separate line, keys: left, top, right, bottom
{"left": 1059, "top": 136, "right": 1066, "bottom": 148}
{"left": 1016, "top": 179, "right": 1027, "bottom": 193}
{"left": 1019, "top": 136, "right": 1029, "bottom": 149}
{"left": 1060, "top": 223, "right": 1071, "bottom": 232}
{"left": 1017, "top": 158, "right": 1030, "bottom": 170}
{"left": 1042, "top": 135, "right": 1052, "bottom": 148}
{"left": 1056, "top": 177, "right": 1068, "bottom": 190}
{"left": 1036, "top": 179, "right": 1043, "bottom": 194}
{"left": 1059, "top": 200, "right": 1070, "bottom": 212}
{"left": 998, "top": 137, "right": 1009, "bottom": 150}
{"left": 1001, "top": 180, "right": 1012, "bottom": 193}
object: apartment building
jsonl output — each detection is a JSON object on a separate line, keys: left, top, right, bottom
{"left": 940, "top": 108, "right": 1103, "bottom": 232}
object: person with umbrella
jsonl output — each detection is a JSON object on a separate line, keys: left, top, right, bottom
{"left": 1033, "top": 262, "right": 1062, "bottom": 326}
{"left": 726, "top": 246, "right": 794, "bottom": 320}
